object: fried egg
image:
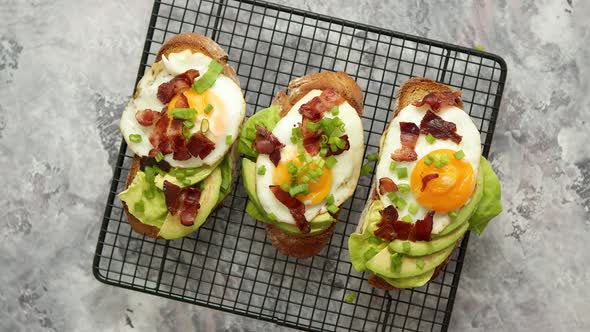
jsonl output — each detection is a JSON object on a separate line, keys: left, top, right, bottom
{"left": 255, "top": 90, "right": 364, "bottom": 224}
{"left": 120, "top": 50, "right": 246, "bottom": 168}
{"left": 374, "top": 104, "right": 481, "bottom": 234}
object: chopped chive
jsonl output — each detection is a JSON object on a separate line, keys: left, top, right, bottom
{"left": 291, "top": 127, "right": 302, "bottom": 144}
{"left": 257, "top": 165, "right": 266, "bottom": 175}
{"left": 449, "top": 211, "right": 458, "bottom": 219}
{"left": 325, "top": 156, "right": 338, "bottom": 169}
{"left": 327, "top": 204, "right": 339, "bottom": 214}
{"left": 280, "top": 182, "right": 290, "bottom": 192}
{"left": 395, "top": 196, "right": 407, "bottom": 210}
{"left": 367, "top": 236, "right": 382, "bottom": 245}
{"left": 396, "top": 167, "right": 408, "bottom": 179}
{"left": 268, "top": 213, "right": 277, "bottom": 221}
{"left": 306, "top": 121, "right": 319, "bottom": 131}
{"left": 183, "top": 120, "right": 195, "bottom": 129}
{"left": 401, "top": 215, "right": 413, "bottom": 223}
{"left": 287, "top": 161, "right": 298, "bottom": 175}
{"left": 305, "top": 154, "right": 312, "bottom": 163}
{"left": 416, "top": 259, "right": 426, "bottom": 270}
{"left": 315, "top": 158, "right": 326, "bottom": 169}
{"left": 390, "top": 254, "right": 402, "bottom": 273}
{"left": 203, "top": 103, "right": 213, "bottom": 114}
{"left": 440, "top": 154, "right": 450, "bottom": 166}
{"left": 289, "top": 183, "right": 309, "bottom": 197}
{"left": 192, "top": 60, "right": 223, "bottom": 93}
{"left": 475, "top": 44, "right": 486, "bottom": 52}
{"left": 129, "top": 134, "right": 142, "bottom": 143}
{"left": 425, "top": 133, "right": 436, "bottom": 144}
{"left": 386, "top": 192, "right": 399, "bottom": 203}
{"left": 408, "top": 203, "right": 419, "bottom": 215}
{"left": 331, "top": 106, "right": 340, "bottom": 116}
{"left": 326, "top": 194, "right": 335, "bottom": 205}
{"left": 225, "top": 135, "right": 233, "bottom": 145}
{"left": 397, "top": 183, "right": 410, "bottom": 194}
{"left": 169, "top": 108, "right": 197, "bottom": 120}
{"left": 434, "top": 158, "right": 442, "bottom": 168}
{"left": 402, "top": 242, "right": 411, "bottom": 253}
{"left": 144, "top": 188, "right": 155, "bottom": 199}
{"left": 336, "top": 137, "right": 347, "bottom": 149}
{"left": 389, "top": 161, "right": 397, "bottom": 171}
{"left": 182, "top": 178, "right": 192, "bottom": 186}
{"left": 363, "top": 247, "right": 378, "bottom": 261}
{"left": 454, "top": 150, "right": 465, "bottom": 160}
{"left": 155, "top": 152, "right": 164, "bottom": 163}
{"left": 424, "top": 155, "right": 433, "bottom": 166}
{"left": 320, "top": 147, "right": 328, "bottom": 157}
{"left": 185, "top": 168, "right": 197, "bottom": 176}
{"left": 175, "top": 172, "right": 186, "bottom": 180}
{"left": 200, "top": 119, "right": 210, "bottom": 133}
{"left": 360, "top": 163, "right": 372, "bottom": 176}
{"left": 344, "top": 292, "right": 356, "bottom": 304}
{"left": 134, "top": 200, "right": 145, "bottom": 213}
{"left": 300, "top": 175, "right": 310, "bottom": 183}
{"left": 144, "top": 167, "right": 156, "bottom": 183}
{"left": 367, "top": 153, "right": 379, "bottom": 162}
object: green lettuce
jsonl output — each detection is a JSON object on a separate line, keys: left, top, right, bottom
{"left": 238, "top": 105, "right": 281, "bottom": 158}
{"left": 217, "top": 154, "right": 233, "bottom": 204}
{"left": 118, "top": 172, "right": 168, "bottom": 228}
{"left": 469, "top": 157, "right": 502, "bottom": 235}
{"left": 348, "top": 201, "right": 387, "bottom": 272}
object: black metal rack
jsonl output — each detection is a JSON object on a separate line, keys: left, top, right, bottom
{"left": 93, "top": 1, "right": 507, "bottom": 331}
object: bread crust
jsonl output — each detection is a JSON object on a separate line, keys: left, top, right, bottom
{"left": 360, "top": 77, "right": 463, "bottom": 289}
{"left": 260, "top": 71, "right": 363, "bottom": 258}
{"left": 123, "top": 33, "right": 242, "bottom": 239}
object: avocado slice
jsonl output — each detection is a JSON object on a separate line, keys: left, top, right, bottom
{"left": 118, "top": 171, "right": 168, "bottom": 228}
{"left": 469, "top": 157, "right": 503, "bottom": 235}
{"left": 154, "top": 160, "right": 221, "bottom": 190}
{"left": 365, "top": 244, "right": 455, "bottom": 279}
{"left": 242, "top": 158, "right": 336, "bottom": 229}
{"left": 389, "top": 221, "right": 468, "bottom": 256}
{"left": 361, "top": 200, "right": 385, "bottom": 234}
{"left": 435, "top": 160, "right": 485, "bottom": 237}
{"left": 158, "top": 168, "right": 222, "bottom": 240}
{"left": 378, "top": 268, "right": 435, "bottom": 289}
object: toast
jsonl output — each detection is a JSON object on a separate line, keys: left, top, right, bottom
{"left": 248, "top": 71, "right": 364, "bottom": 258}
{"left": 122, "top": 33, "right": 243, "bottom": 239}
{"left": 360, "top": 77, "right": 463, "bottom": 289}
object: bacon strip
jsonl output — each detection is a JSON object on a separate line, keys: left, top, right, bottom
{"left": 187, "top": 132, "right": 216, "bottom": 159}
{"left": 136, "top": 109, "right": 161, "bottom": 126}
{"left": 163, "top": 181, "right": 202, "bottom": 226}
{"left": 412, "top": 91, "right": 462, "bottom": 112}
{"left": 140, "top": 156, "right": 171, "bottom": 172}
{"left": 373, "top": 206, "right": 434, "bottom": 242}
{"left": 157, "top": 69, "right": 200, "bottom": 104}
{"left": 269, "top": 185, "right": 309, "bottom": 233}
{"left": 379, "top": 177, "right": 398, "bottom": 195}
{"left": 419, "top": 111, "right": 462, "bottom": 144}
{"left": 391, "top": 122, "right": 419, "bottom": 162}
{"left": 253, "top": 126, "right": 285, "bottom": 166}
{"left": 421, "top": 173, "right": 439, "bottom": 191}
{"left": 299, "top": 88, "right": 345, "bottom": 121}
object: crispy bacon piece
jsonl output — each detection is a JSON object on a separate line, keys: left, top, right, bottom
{"left": 135, "top": 109, "right": 161, "bottom": 126}
{"left": 419, "top": 111, "right": 462, "bottom": 144}
{"left": 157, "top": 69, "right": 200, "bottom": 104}
{"left": 149, "top": 110, "right": 173, "bottom": 154}
{"left": 164, "top": 180, "right": 183, "bottom": 215}
{"left": 253, "top": 126, "right": 285, "bottom": 166}
{"left": 412, "top": 91, "right": 462, "bottom": 112}
{"left": 374, "top": 206, "right": 434, "bottom": 242}
{"left": 379, "top": 177, "right": 398, "bottom": 195}
{"left": 269, "top": 185, "right": 309, "bottom": 233}
{"left": 187, "top": 132, "right": 216, "bottom": 159}
{"left": 140, "top": 155, "right": 171, "bottom": 172}
{"left": 421, "top": 173, "right": 439, "bottom": 191}
{"left": 174, "top": 93, "right": 190, "bottom": 108}
{"left": 414, "top": 211, "right": 434, "bottom": 241}
{"left": 391, "top": 122, "right": 419, "bottom": 162}
{"left": 163, "top": 181, "right": 202, "bottom": 226}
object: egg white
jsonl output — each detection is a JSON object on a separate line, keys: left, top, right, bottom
{"left": 120, "top": 50, "right": 246, "bottom": 168}
{"left": 374, "top": 104, "right": 481, "bottom": 234}
{"left": 255, "top": 90, "right": 364, "bottom": 225}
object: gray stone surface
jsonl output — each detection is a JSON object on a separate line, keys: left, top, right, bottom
{"left": 1, "top": 0, "right": 589, "bottom": 331}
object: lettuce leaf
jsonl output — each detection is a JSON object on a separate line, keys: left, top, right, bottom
{"left": 469, "top": 157, "right": 503, "bottom": 235}
{"left": 238, "top": 105, "right": 281, "bottom": 159}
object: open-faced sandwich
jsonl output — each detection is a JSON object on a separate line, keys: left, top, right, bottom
{"left": 117, "top": 33, "right": 246, "bottom": 240}
{"left": 239, "top": 72, "right": 365, "bottom": 258}
{"left": 349, "top": 78, "right": 502, "bottom": 289}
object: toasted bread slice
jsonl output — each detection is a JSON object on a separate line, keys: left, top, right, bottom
{"left": 123, "top": 33, "right": 242, "bottom": 239}
{"left": 256, "top": 71, "right": 363, "bottom": 258}
{"left": 360, "top": 77, "right": 463, "bottom": 289}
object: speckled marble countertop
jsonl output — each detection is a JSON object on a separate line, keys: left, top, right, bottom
{"left": 1, "top": 0, "right": 589, "bottom": 331}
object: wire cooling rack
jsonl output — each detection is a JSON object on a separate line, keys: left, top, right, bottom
{"left": 93, "top": 0, "right": 507, "bottom": 331}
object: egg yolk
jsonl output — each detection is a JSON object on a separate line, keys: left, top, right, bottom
{"left": 168, "top": 89, "right": 226, "bottom": 135}
{"left": 410, "top": 149, "right": 475, "bottom": 213}
{"left": 273, "top": 158, "right": 333, "bottom": 205}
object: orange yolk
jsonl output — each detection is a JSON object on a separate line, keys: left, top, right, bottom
{"left": 273, "top": 158, "right": 333, "bottom": 205}
{"left": 410, "top": 149, "right": 475, "bottom": 213}
{"left": 168, "top": 89, "right": 226, "bottom": 135}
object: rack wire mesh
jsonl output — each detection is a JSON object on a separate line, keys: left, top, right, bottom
{"left": 93, "top": 0, "right": 507, "bottom": 331}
